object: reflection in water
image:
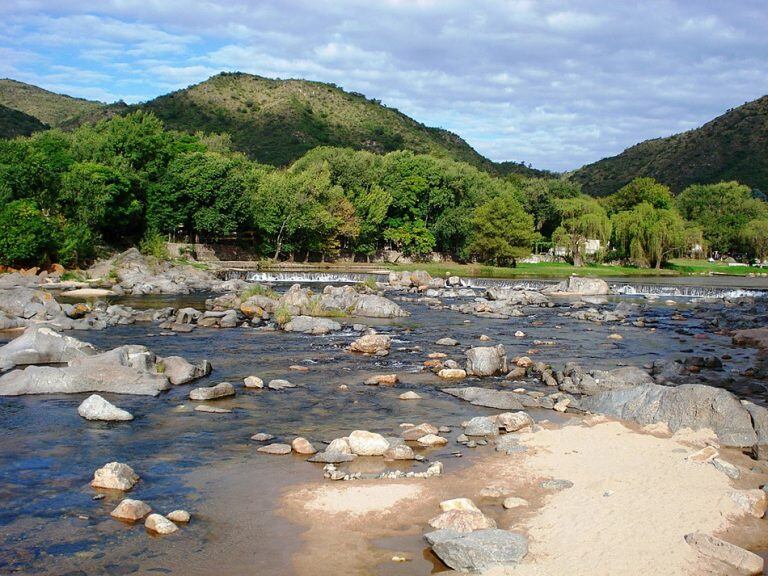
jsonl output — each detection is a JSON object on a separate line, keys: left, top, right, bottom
{"left": 0, "top": 286, "right": 766, "bottom": 574}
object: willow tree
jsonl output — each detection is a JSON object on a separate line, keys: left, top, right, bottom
{"left": 742, "top": 219, "right": 768, "bottom": 262}
{"left": 611, "top": 202, "right": 690, "bottom": 268}
{"left": 551, "top": 196, "right": 611, "bottom": 266}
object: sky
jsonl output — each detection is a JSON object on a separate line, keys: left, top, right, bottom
{"left": 2, "top": 0, "right": 767, "bottom": 172}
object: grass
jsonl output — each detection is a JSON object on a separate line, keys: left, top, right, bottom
{"left": 274, "top": 304, "right": 292, "bottom": 326}
{"left": 666, "top": 258, "right": 767, "bottom": 276}
{"left": 61, "top": 270, "right": 86, "bottom": 282}
{"left": 385, "top": 261, "right": 679, "bottom": 279}
{"left": 241, "top": 284, "right": 278, "bottom": 299}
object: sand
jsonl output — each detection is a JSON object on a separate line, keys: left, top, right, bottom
{"left": 285, "top": 416, "right": 767, "bottom": 576}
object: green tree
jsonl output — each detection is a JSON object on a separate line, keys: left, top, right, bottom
{"left": 551, "top": 196, "right": 612, "bottom": 266}
{"left": 742, "top": 219, "right": 768, "bottom": 262}
{"left": 605, "top": 177, "right": 674, "bottom": 214}
{"left": 0, "top": 199, "right": 54, "bottom": 267}
{"left": 383, "top": 221, "right": 435, "bottom": 256}
{"left": 467, "top": 191, "right": 537, "bottom": 265}
{"left": 611, "top": 202, "right": 689, "bottom": 268}
{"left": 522, "top": 178, "right": 581, "bottom": 237}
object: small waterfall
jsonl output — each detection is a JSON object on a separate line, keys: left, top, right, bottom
{"left": 466, "top": 278, "right": 560, "bottom": 291}
{"left": 241, "top": 271, "right": 385, "bottom": 284}
{"left": 612, "top": 283, "right": 767, "bottom": 299}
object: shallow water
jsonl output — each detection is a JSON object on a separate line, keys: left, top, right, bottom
{"left": 1, "top": 281, "right": 767, "bottom": 574}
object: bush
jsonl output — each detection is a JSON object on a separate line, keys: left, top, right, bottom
{"left": 274, "top": 304, "right": 292, "bottom": 326}
{"left": 54, "top": 220, "right": 96, "bottom": 267}
{"left": 0, "top": 199, "right": 54, "bottom": 267}
{"left": 139, "top": 233, "right": 170, "bottom": 260}
{"left": 241, "top": 284, "right": 278, "bottom": 299}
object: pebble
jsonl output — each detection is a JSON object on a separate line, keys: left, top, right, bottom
{"left": 268, "top": 379, "right": 296, "bottom": 390}
{"left": 502, "top": 497, "right": 529, "bottom": 509}
{"left": 243, "top": 376, "right": 264, "bottom": 388}
{"left": 251, "top": 433, "right": 274, "bottom": 441}
{"left": 167, "top": 510, "right": 191, "bottom": 523}
{"left": 399, "top": 391, "right": 421, "bottom": 400}
{"left": 145, "top": 513, "right": 178, "bottom": 535}
{"left": 257, "top": 443, "right": 292, "bottom": 455}
{"left": 291, "top": 437, "right": 317, "bottom": 455}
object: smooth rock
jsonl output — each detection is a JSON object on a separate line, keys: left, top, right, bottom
{"left": 78, "top": 394, "right": 134, "bottom": 421}
{"left": 167, "top": 510, "right": 190, "bottom": 523}
{"left": 189, "top": 382, "right": 235, "bottom": 401}
{"left": 244, "top": 376, "right": 264, "bottom": 388}
{"left": 684, "top": 532, "right": 763, "bottom": 575}
{"left": 268, "top": 379, "right": 296, "bottom": 390}
{"left": 257, "top": 443, "right": 292, "bottom": 455}
{"left": 145, "top": 513, "right": 178, "bottom": 535}
{"left": 429, "top": 529, "right": 529, "bottom": 572}
{"left": 348, "top": 430, "right": 390, "bottom": 456}
{"left": 399, "top": 391, "right": 421, "bottom": 400}
{"left": 291, "top": 437, "right": 317, "bottom": 455}
{"left": 111, "top": 498, "right": 151, "bottom": 521}
{"left": 465, "top": 345, "right": 508, "bottom": 377}
{"left": 429, "top": 510, "right": 496, "bottom": 532}
{"left": 92, "top": 462, "right": 139, "bottom": 491}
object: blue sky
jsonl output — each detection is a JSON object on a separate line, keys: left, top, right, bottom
{"left": 2, "top": 0, "right": 767, "bottom": 171}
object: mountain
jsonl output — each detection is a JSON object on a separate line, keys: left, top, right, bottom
{"left": 571, "top": 96, "right": 768, "bottom": 195}
{"left": 0, "top": 79, "right": 104, "bottom": 128}
{"left": 0, "top": 103, "right": 48, "bottom": 138}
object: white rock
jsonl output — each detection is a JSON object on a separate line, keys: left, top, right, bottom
{"left": 145, "top": 513, "right": 178, "bottom": 534}
{"left": 348, "top": 430, "right": 390, "bottom": 456}
{"left": 78, "top": 394, "right": 134, "bottom": 421}
{"left": 243, "top": 376, "right": 264, "bottom": 388}
{"left": 91, "top": 462, "right": 139, "bottom": 491}
{"left": 167, "top": 510, "right": 190, "bottom": 523}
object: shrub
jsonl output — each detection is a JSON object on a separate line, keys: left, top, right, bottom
{"left": 274, "top": 304, "right": 292, "bottom": 326}
{"left": 241, "top": 284, "right": 278, "bottom": 299}
{"left": 139, "top": 233, "right": 170, "bottom": 260}
{"left": 0, "top": 199, "right": 54, "bottom": 267}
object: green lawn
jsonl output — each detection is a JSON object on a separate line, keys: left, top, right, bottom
{"left": 385, "top": 261, "right": 679, "bottom": 279}
{"left": 666, "top": 258, "right": 767, "bottom": 276}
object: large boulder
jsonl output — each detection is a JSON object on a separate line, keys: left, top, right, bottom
{"left": 465, "top": 345, "right": 508, "bottom": 377}
{"left": 427, "top": 529, "right": 528, "bottom": 572}
{"left": 443, "top": 387, "right": 524, "bottom": 410}
{"left": 347, "top": 430, "right": 390, "bottom": 456}
{"left": 0, "top": 288, "right": 62, "bottom": 319}
{"left": 278, "top": 284, "right": 313, "bottom": 315}
{"left": 160, "top": 356, "right": 211, "bottom": 385}
{"left": 78, "top": 394, "right": 134, "bottom": 421}
{"left": 581, "top": 383, "right": 759, "bottom": 448}
{"left": 283, "top": 315, "right": 342, "bottom": 335}
{"left": 349, "top": 333, "right": 391, "bottom": 354}
{"left": 92, "top": 461, "right": 139, "bottom": 491}
{"left": 319, "top": 285, "right": 359, "bottom": 313}
{"left": 0, "top": 326, "right": 96, "bottom": 371}
{"left": 484, "top": 288, "right": 549, "bottom": 306}
{"left": 351, "top": 295, "right": 408, "bottom": 318}
{"left": 548, "top": 276, "right": 609, "bottom": 296}
{"left": 0, "top": 345, "right": 170, "bottom": 396}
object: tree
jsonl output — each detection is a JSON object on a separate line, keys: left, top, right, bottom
{"left": 551, "top": 196, "right": 611, "bottom": 266}
{"left": 605, "top": 177, "right": 674, "bottom": 214}
{"left": 611, "top": 202, "right": 688, "bottom": 268}
{"left": 677, "top": 181, "right": 768, "bottom": 253}
{"left": 521, "top": 178, "right": 581, "bottom": 237}
{"left": 383, "top": 221, "right": 435, "bottom": 256}
{"left": 0, "top": 199, "right": 53, "bottom": 267}
{"left": 742, "top": 219, "right": 768, "bottom": 262}
{"left": 467, "top": 191, "right": 537, "bottom": 265}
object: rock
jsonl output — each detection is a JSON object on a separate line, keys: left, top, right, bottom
{"left": 502, "top": 497, "right": 529, "bottom": 509}
{"left": 349, "top": 334, "right": 391, "bottom": 354}
{"left": 688, "top": 446, "right": 719, "bottom": 463}
{"left": 0, "top": 326, "right": 96, "bottom": 370}
{"left": 166, "top": 510, "right": 190, "bottom": 523}
{"left": 684, "top": 532, "right": 763, "bottom": 575}
{"left": 426, "top": 461, "right": 444, "bottom": 476}
{"left": 417, "top": 434, "right": 448, "bottom": 447}
{"left": 732, "top": 328, "right": 768, "bottom": 350}
{"left": 92, "top": 462, "right": 139, "bottom": 491}
{"left": 195, "top": 405, "right": 231, "bottom": 413}
{"left": 729, "top": 490, "right": 767, "bottom": 518}
{"left": 402, "top": 423, "right": 439, "bottom": 440}
{"left": 189, "top": 382, "right": 235, "bottom": 401}
{"left": 326, "top": 437, "right": 353, "bottom": 454}
{"left": 443, "top": 387, "right": 524, "bottom": 410}
{"left": 581, "top": 383, "right": 759, "bottom": 448}
{"left": 161, "top": 356, "right": 211, "bottom": 385}
{"left": 257, "top": 443, "right": 292, "bottom": 455}
{"left": 465, "top": 345, "right": 508, "bottom": 376}
{"left": 251, "top": 433, "right": 274, "bottom": 441}
{"left": 145, "top": 513, "right": 178, "bottom": 535}
{"left": 541, "top": 479, "right": 574, "bottom": 490}
{"left": 365, "top": 374, "right": 398, "bottom": 386}
{"left": 291, "top": 437, "right": 317, "bottom": 455}
{"left": 348, "top": 430, "right": 390, "bottom": 456}
{"left": 550, "top": 276, "right": 609, "bottom": 296}
{"left": 77, "top": 394, "right": 134, "bottom": 421}
{"left": 464, "top": 416, "right": 498, "bottom": 436}
{"left": 514, "top": 356, "right": 533, "bottom": 368}
{"left": 110, "top": 498, "right": 151, "bottom": 521}
{"left": 497, "top": 412, "right": 533, "bottom": 432}
{"left": 589, "top": 366, "right": 654, "bottom": 392}
{"left": 436, "top": 337, "right": 459, "bottom": 346}
{"left": 352, "top": 295, "right": 409, "bottom": 318}
{"left": 440, "top": 498, "right": 481, "bottom": 513}
{"left": 399, "top": 391, "right": 421, "bottom": 400}
{"left": 429, "top": 510, "right": 496, "bottom": 532}
{"left": 712, "top": 458, "right": 740, "bottom": 479}
{"left": 384, "top": 444, "right": 415, "bottom": 460}
{"left": 438, "top": 368, "right": 467, "bottom": 379}
{"left": 268, "top": 379, "right": 296, "bottom": 390}
{"left": 0, "top": 345, "right": 170, "bottom": 396}
{"left": 244, "top": 376, "right": 264, "bottom": 388}
{"left": 428, "top": 529, "right": 528, "bottom": 572}
{"left": 307, "top": 452, "right": 357, "bottom": 463}
{"left": 283, "top": 315, "right": 342, "bottom": 335}
{"left": 743, "top": 401, "right": 768, "bottom": 460}
{"left": 506, "top": 366, "right": 527, "bottom": 380}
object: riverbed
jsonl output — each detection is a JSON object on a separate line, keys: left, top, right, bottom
{"left": 1, "top": 276, "right": 767, "bottom": 575}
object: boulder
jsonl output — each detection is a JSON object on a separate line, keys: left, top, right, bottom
{"left": 443, "top": 387, "right": 524, "bottom": 410}
{"left": 384, "top": 444, "right": 415, "bottom": 460}
{"left": 351, "top": 295, "right": 408, "bottom": 318}
{"left": 283, "top": 315, "right": 342, "bottom": 335}
{"left": 744, "top": 401, "right": 768, "bottom": 459}
{"left": 0, "top": 326, "right": 96, "bottom": 370}
{"left": 189, "top": 382, "right": 235, "bottom": 401}
{"left": 465, "top": 345, "right": 508, "bottom": 377}
{"left": 464, "top": 416, "right": 498, "bottom": 436}
{"left": 257, "top": 443, "right": 292, "bottom": 455}
{"left": 161, "top": 356, "right": 211, "bottom": 385}
{"left": 291, "top": 437, "right": 317, "bottom": 455}
{"left": 549, "top": 276, "right": 609, "bottom": 296}
{"left": 78, "top": 394, "right": 134, "bottom": 421}
{"left": 429, "top": 510, "right": 497, "bottom": 532}
{"left": 348, "top": 430, "right": 390, "bottom": 456}
{"left": 732, "top": 328, "right": 768, "bottom": 350}
{"left": 0, "top": 288, "right": 61, "bottom": 319}
{"left": 349, "top": 334, "right": 391, "bottom": 354}
{"left": 581, "top": 383, "right": 758, "bottom": 448}
{"left": 111, "top": 498, "right": 151, "bottom": 521}
{"left": 428, "top": 529, "right": 528, "bottom": 572}
{"left": 167, "top": 510, "right": 191, "bottom": 523}
{"left": 244, "top": 376, "right": 264, "bottom": 389}
{"left": 145, "top": 513, "right": 178, "bottom": 535}
{"left": 402, "top": 423, "right": 439, "bottom": 440}
{"left": 0, "top": 346, "right": 170, "bottom": 396}
{"left": 684, "top": 533, "right": 763, "bottom": 575}
{"left": 92, "top": 462, "right": 139, "bottom": 491}
{"left": 497, "top": 411, "right": 534, "bottom": 432}
{"left": 438, "top": 368, "right": 467, "bottom": 379}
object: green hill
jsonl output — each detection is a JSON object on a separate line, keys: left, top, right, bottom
{"left": 0, "top": 79, "right": 104, "bottom": 128}
{"left": 571, "top": 95, "right": 768, "bottom": 195}
{"left": 0, "top": 103, "right": 48, "bottom": 138}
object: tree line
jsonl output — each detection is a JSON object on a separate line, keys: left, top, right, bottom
{"left": 1, "top": 111, "right": 767, "bottom": 269}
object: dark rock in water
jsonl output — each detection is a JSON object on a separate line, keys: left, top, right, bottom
{"left": 189, "top": 382, "right": 235, "bottom": 401}
{"left": 161, "top": 356, "right": 211, "bottom": 385}
{"left": 428, "top": 528, "right": 528, "bottom": 572}
{"left": 581, "top": 383, "right": 759, "bottom": 449}
{"left": 443, "top": 387, "right": 524, "bottom": 410}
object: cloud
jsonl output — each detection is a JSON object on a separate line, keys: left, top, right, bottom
{"left": 2, "top": 0, "right": 768, "bottom": 171}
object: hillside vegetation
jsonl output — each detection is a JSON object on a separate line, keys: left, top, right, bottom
{"left": 572, "top": 96, "right": 768, "bottom": 195}
{"left": 0, "top": 79, "right": 104, "bottom": 127}
{"left": 0, "top": 104, "right": 48, "bottom": 138}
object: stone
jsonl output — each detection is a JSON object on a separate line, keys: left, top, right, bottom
{"left": 161, "top": 356, "right": 211, "bottom": 385}
{"left": 399, "top": 391, "right": 421, "bottom": 400}
{"left": 443, "top": 387, "right": 524, "bottom": 410}
{"left": 351, "top": 294, "right": 409, "bottom": 318}
{"left": 291, "top": 437, "right": 317, "bottom": 455}
{"left": 244, "top": 376, "right": 264, "bottom": 388}
{"left": 429, "top": 529, "right": 529, "bottom": 572}
{"left": 417, "top": 434, "right": 448, "bottom": 447}
{"left": 732, "top": 328, "right": 768, "bottom": 350}
{"left": 326, "top": 437, "right": 353, "bottom": 454}
{"left": 257, "top": 443, "right": 292, "bottom": 455}
{"left": 440, "top": 498, "right": 481, "bottom": 513}
{"left": 348, "top": 430, "right": 390, "bottom": 456}
{"left": 502, "top": 497, "right": 529, "bottom": 509}
{"left": 506, "top": 366, "right": 527, "bottom": 380}
{"left": 550, "top": 276, "right": 609, "bottom": 296}
{"left": 541, "top": 479, "right": 573, "bottom": 490}
{"left": 514, "top": 331, "right": 525, "bottom": 338}
{"left": 307, "top": 452, "right": 357, "bottom": 463}
{"left": 384, "top": 444, "right": 415, "bottom": 460}
{"left": 145, "top": 513, "right": 178, "bottom": 535}
{"left": 438, "top": 368, "right": 467, "bottom": 379}
{"left": 289, "top": 364, "right": 309, "bottom": 372}
{"left": 251, "top": 433, "right": 274, "bottom": 441}
{"left": 429, "top": 510, "right": 496, "bottom": 532}
{"left": 78, "top": 394, "right": 134, "bottom": 421}
{"left": 497, "top": 412, "right": 533, "bottom": 432}
{"left": 712, "top": 458, "right": 740, "bottom": 479}
{"left": 729, "top": 490, "right": 767, "bottom": 518}
{"left": 402, "top": 423, "right": 439, "bottom": 440}
{"left": 283, "top": 315, "right": 342, "bottom": 335}
{"left": 426, "top": 462, "right": 444, "bottom": 476}
{"left": 92, "top": 462, "right": 139, "bottom": 491}
{"left": 365, "top": 374, "right": 398, "bottom": 386}
{"left": 465, "top": 345, "right": 508, "bottom": 376}
{"left": 464, "top": 416, "right": 498, "bottom": 436}
{"left": 268, "top": 379, "right": 296, "bottom": 390}
{"left": 110, "top": 498, "right": 151, "bottom": 521}
{"left": 167, "top": 510, "right": 190, "bottom": 523}
{"left": 436, "top": 337, "right": 459, "bottom": 346}
{"left": 684, "top": 533, "right": 763, "bottom": 575}
{"left": 189, "top": 382, "right": 235, "bottom": 401}
{"left": 0, "top": 326, "right": 96, "bottom": 370}
{"left": 688, "top": 446, "right": 719, "bottom": 463}
{"left": 195, "top": 405, "right": 231, "bottom": 413}
{"left": 349, "top": 334, "right": 391, "bottom": 354}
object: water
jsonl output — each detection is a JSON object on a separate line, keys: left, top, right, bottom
{"left": 0, "top": 279, "right": 766, "bottom": 574}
